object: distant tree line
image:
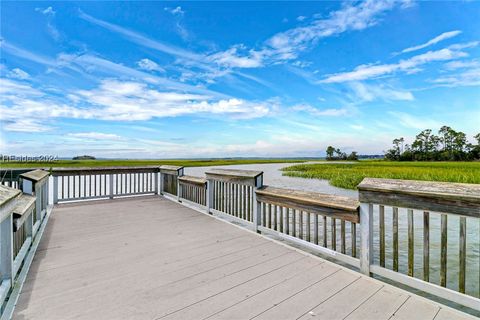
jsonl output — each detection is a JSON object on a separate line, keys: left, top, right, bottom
{"left": 385, "top": 126, "right": 480, "bottom": 161}
{"left": 72, "top": 155, "right": 96, "bottom": 160}
{"left": 325, "top": 146, "right": 358, "bottom": 161}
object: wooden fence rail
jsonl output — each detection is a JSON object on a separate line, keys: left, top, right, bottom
{"left": 178, "top": 176, "right": 207, "bottom": 206}
{"left": 358, "top": 178, "right": 480, "bottom": 310}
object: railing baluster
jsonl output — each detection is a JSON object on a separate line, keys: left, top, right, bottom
{"left": 351, "top": 222, "right": 357, "bottom": 258}
{"left": 323, "top": 216, "right": 327, "bottom": 247}
{"left": 279, "top": 205, "right": 284, "bottom": 232}
{"left": 292, "top": 209, "right": 296, "bottom": 237}
{"left": 331, "top": 218, "right": 336, "bottom": 250}
{"left": 285, "top": 207, "right": 289, "bottom": 235}
{"left": 423, "top": 211, "right": 430, "bottom": 282}
{"left": 408, "top": 209, "right": 414, "bottom": 277}
{"left": 459, "top": 216, "right": 466, "bottom": 293}
{"left": 440, "top": 214, "right": 448, "bottom": 287}
{"left": 341, "top": 219, "right": 345, "bottom": 253}
{"left": 393, "top": 207, "right": 399, "bottom": 272}
{"left": 306, "top": 212, "right": 311, "bottom": 242}
{"left": 379, "top": 205, "right": 385, "bottom": 267}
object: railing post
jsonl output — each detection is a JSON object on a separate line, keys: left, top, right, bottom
{"left": 0, "top": 186, "right": 19, "bottom": 305}
{"left": 53, "top": 175, "right": 58, "bottom": 204}
{"left": 109, "top": 174, "right": 114, "bottom": 199}
{"left": 159, "top": 172, "right": 164, "bottom": 195}
{"left": 253, "top": 174, "right": 263, "bottom": 233}
{"left": 359, "top": 202, "right": 373, "bottom": 276}
{"left": 0, "top": 213, "right": 13, "bottom": 288}
{"left": 206, "top": 179, "right": 214, "bottom": 214}
{"left": 35, "top": 183, "right": 42, "bottom": 222}
{"left": 154, "top": 171, "right": 159, "bottom": 195}
{"left": 177, "top": 168, "right": 184, "bottom": 202}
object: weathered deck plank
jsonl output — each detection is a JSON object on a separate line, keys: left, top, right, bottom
{"left": 13, "top": 196, "right": 477, "bottom": 320}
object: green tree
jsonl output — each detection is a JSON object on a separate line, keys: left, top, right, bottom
{"left": 326, "top": 146, "right": 335, "bottom": 160}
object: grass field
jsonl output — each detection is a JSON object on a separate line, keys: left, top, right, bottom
{"left": 0, "top": 158, "right": 312, "bottom": 169}
{"left": 282, "top": 161, "right": 480, "bottom": 189}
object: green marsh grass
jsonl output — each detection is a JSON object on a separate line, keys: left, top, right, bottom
{"left": 282, "top": 161, "right": 480, "bottom": 189}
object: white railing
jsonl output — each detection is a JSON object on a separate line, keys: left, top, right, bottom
{"left": 1, "top": 169, "right": 51, "bottom": 318}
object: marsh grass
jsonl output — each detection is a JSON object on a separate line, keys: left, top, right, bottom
{"left": 282, "top": 161, "right": 480, "bottom": 189}
{"left": 0, "top": 158, "right": 312, "bottom": 169}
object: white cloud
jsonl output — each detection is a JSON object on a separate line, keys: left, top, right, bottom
{"left": 165, "top": 6, "right": 184, "bottom": 15}
{"left": 263, "top": 0, "right": 406, "bottom": 62}
{"left": 388, "top": 111, "right": 441, "bottom": 130}
{"left": 35, "top": 6, "right": 55, "bottom": 16}
{"left": 349, "top": 82, "right": 414, "bottom": 101}
{"left": 208, "top": 46, "right": 263, "bottom": 68}
{"left": 68, "top": 132, "right": 123, "bottom": 140}
{"left": 78, "top": 10, "right": 201, "bottom": 62}
{"left": 291, "top": 104, "right": 349, "bottom": 116}
{"left": 296, "top": 16, "right": 307, "bottom": 22}
{"left": 432, "top": 67, "right": 480, "bottom": 87}
{"left": 137, "top": 58, "right": 164, "bottom": 72}
{"left": 0, "top": 78, "right": 276, "bottom": 132}
{"left": 6, "top": 68, "right": 30, "bottom": 80}
{"left": 400, "top": 30, "right": 462, "bottom": 54}
{"left": 2, "top": 119, "right": 52, "bottom": 132}
{"left": 321, "top": 44, "right": 474, "bottom": 83}
{"left": 443, "top": 59, "right": 480, "bottom": 70}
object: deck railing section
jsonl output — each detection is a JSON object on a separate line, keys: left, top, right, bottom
{"left": 358, "top": 178, "right": 480, "bottom": 310}
{"left": 255, "top": 186, "right": 360, "bottom": 267}
{"left": 52, "top": 167, "right": 159, "bottom": 203}
{"left": 178, "top": 176, "right": 206, "bottom": 206}
{"left": 1, "top": 169, "right": 51, "bottom": 316}
{"left": 206, "top": 169, "right": 263, "bottom": 226}
{"left": 159, "top": 166, "right": 184, "bottom": 198}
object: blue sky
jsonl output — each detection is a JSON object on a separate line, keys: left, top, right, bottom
{"left": 1, "top": 1, "right": 479, "bottom": 158}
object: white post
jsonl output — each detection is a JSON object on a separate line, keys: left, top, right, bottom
{"left": 159, "top": 172, "right": 164, "bottom": 195}
{"left": 0, "top": 214, "right": 13, "bottom": 288}
{"left": 109, "top": 174, "right": 114, "bottom": 199}
{"left": 252, "top": 174, "right": 263, "bottom": 233}
{"left": 176, "top": 168, "right": 184, "bottom": 202}
{"left": 206, "top": 179, "right": 214, "bottom": 214}
{"left": 360, "top": 202, "right": 374, "bottom": 276}
{"left": 53, "top": 176, "right": 58, "bottom": 204}
{"left": 35, "top": 183, "right": 42, "bottom": 222}
{"left": 154, "top": 172, "right": 159, "bottom": 195}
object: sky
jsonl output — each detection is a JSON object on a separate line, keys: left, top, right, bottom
{"left": 1, "top": 1, "right": 479, "bottom": 159}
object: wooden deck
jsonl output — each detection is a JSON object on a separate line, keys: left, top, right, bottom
{"left": 13, "top": 196, "right": 476, "bottom": 320}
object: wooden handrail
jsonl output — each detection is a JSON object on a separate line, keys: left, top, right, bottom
{"left": 256, "top": 186, "right": 359, "bottom": 223}
{"left": 52, "top": 166, "right": 159, "bottom": 176}
{"left": 178, "top": 175, "right": 206, "bottom": 187}
{"left": 0, "top": 185, "right": 21, "bottom": 221}
{"left": 159, "top": 165, "right": 184, "bottom": 176}
{"left": 358, "top": 178, "right": 480, "bottom": 217}
{"left": 205, "top": 169, "right": 263, "bottom": 186}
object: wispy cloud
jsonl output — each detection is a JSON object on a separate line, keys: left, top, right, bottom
{"left": 78, "top": 10, "right": 201, "bottom": 62}
{"left": 388, "top": 111, "right": 441, "bottom": 130}
{"left": 35, "top": 6, "right": 60, "bottom": 41}
{"left": 400, "top": 30, "right": 461, "bottom": 54}
{"left": 7, "top": 68, "right": 30, "bottom": 80}
{"left": 136, "top": 58, "right": 165, "bottom": 72}
{"left": 291, "top": 104, "right": 349, "bottom": 116}
{"left": 68, "top": 132, "right": 123, "bottom": 140}
{"left": 321, "top": 43, "right": 476, "bottom": 83}
{"left": 349, "top": 82, "right": 414, "bottom": 101}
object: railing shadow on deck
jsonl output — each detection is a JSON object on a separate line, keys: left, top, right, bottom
{"left": 0, "top": 165, "right": 479, "bottom": 318}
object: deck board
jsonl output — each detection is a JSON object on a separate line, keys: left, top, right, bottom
{"left": 13, "top": 196, "right": 477, "bottom": 320}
